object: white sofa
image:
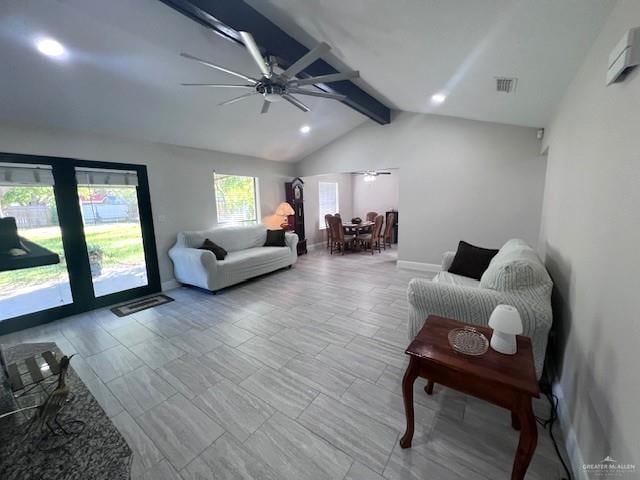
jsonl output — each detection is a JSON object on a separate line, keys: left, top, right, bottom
{"left": 407, "top": 239, "right": 553, "bottom": 378}
{"left": 169, "top": 224, "right": 298, "bottom": 292}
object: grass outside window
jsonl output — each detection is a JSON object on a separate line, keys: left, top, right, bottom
{"left": 0, "top": 223, "right": 145, "bottom": 292}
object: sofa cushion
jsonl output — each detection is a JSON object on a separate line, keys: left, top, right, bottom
{"left": 220, "top": 246, "right": 290, "bottom": 273}
{"left": 448, "top": 241, "right": 499, "bottom": 280}
{"left": 199, "top": 239, "right": 227, "bottom": 260}
{"left": 480, "top": 239, "right": 552, "bottom": 291}
{"left": 264, "top": 229, "right": 286, "bottom": 247}
{"left": 433, "top": 271, "right": 481, "bottom": 288}
{"left": 179, "top": 224, "right": 267, "bottom": 252}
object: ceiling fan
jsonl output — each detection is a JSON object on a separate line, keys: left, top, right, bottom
{"left": 353, "top": 171, "right": 392, "bottom": 182}
{"left": 180, "top": 32, "right": 359, "bottom": 114}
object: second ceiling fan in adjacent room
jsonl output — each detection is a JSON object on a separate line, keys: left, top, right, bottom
{"left": 180, "top": 32, "right": 359, "bottom": 114}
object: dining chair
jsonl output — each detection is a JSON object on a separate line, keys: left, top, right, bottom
{"left": 359, "top": 215, "right": 384, "bottom": 254}
{"left": 329, "top": 215, "right": 355, "bottom": 255}
{"left": 365, "top": 211, "right": 378, "bottom": 222}
{"left": 382, "top": 212, "right": 396, "bottom": 249}
{"left": 324, "top": 214, "right": 334, "bottom": 249}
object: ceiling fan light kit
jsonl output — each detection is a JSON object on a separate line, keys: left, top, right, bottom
{"left": 353, "top": 170, "right": 392, "bottom": 182}
{"left": 180, "top": 31, "right": 359, "bottom": 114}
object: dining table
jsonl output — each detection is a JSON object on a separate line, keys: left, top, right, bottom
{"left": 342, "top": 221, "right": 374, "bottom": 236}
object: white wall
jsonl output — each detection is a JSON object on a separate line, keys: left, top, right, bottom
{"left": 296, "top": 112, "right": 547, "bottom": 266}
{"left": 301, "top": 173, "right": 353, "bottom": 246}
{"left": 538, "top": 0, "right": 640, "bottom": 475}
{"left": 352, "top": 171, "right": 399, "bottom": 220}
{"left": 0, "top": 123, "right": 294, "bottom": 284}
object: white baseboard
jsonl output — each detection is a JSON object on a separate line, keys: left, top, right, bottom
{"left": 553, "top": 381, "right": 585, "bottom": 480}
{"left": 161, "top": 279, "right": 180, "bottom": 291}
{"left": 397, "top": 260, "right": 441, "bottom": 273}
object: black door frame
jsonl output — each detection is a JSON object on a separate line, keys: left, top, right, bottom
{"left": 0, "top": 152, "right": 161, "bottom": 335}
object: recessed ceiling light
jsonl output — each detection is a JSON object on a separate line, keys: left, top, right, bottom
{"left": 431, "top": 92, "right": 447, "bottom": 104}
{"left": 299, "top": 125, "right": 311, "bottom": 134}
{"left": 35, "top": 37, "right": 66, "bottom": 58}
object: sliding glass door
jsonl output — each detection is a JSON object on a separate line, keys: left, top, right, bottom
{"left": 75, "top": 168, "right": 148, "bottom": 297}
{"left": 0, "top": 164, "right": 72, "bottom": 320}
{"left": 0, "top": 154, "right": 160, "bottom": 334}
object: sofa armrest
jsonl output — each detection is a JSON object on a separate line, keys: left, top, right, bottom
{"left": 168, "top": 247, "right": 217, "bottom": 289}
{"left": 441, "top": 251, "right": 456, "bottom": 272}
{"left": 285, "top": 232, "right": 299, "bottom": 254}
{"left": 407, "top": 278, "right": 508, "bottom": 337}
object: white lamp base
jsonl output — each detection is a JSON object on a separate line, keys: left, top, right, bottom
{"left": 490, "top": 330, "right": 517, "bottom": 355}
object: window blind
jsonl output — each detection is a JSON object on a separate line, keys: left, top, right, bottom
{"left": 319, "top": 182, "right": 338, "bottom": 228}
{"left": 214, "top": 173, "right": 258, "bottom": 224}
{"left": 0, "top": 163, "right": 54, "bottom": 186}
{"left": 75, "top": 167, "right": 138, "bottom": 187}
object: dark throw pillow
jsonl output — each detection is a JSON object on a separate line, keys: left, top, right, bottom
{"left": 447, "top": 240, "right": 499, "bottom": 280}
{"left": 264, "top": 229, "right": 286, "bottom": 247}
{"left": 199, "top": 238, "right": 227, "bottom": 260}
{"left": 0, "top": 217, "right": 22, "bottom": 254}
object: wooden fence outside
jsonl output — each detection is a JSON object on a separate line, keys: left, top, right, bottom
{"left": 3, "top": 205, "right": 52, "bottom": 228}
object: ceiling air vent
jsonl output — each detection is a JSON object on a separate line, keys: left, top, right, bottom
{"left": 495, "top": 77, "right": 518, "bottom": 93}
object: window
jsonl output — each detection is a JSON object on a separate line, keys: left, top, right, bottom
{"left": 318, "top": 182, "right": 339, "bottom": 229}
{"left": 214, "top": 173, "right": 259, "bottom": 224}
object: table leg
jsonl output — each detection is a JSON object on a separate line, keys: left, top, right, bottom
{"left": 425, "top": 380, "right": 434, "bottom": 395}
{"left": 511, "top": 411, "right": 521, "bottom": 430}
{"left": 511, "top": 397, "right": 537, "bottom": 480}
{"left": 399, "top": 357, "right": 419, "bottom": 448}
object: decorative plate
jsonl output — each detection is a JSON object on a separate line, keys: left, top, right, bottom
{"left": 448, "top": 327, "right": 489, "bottom": 356}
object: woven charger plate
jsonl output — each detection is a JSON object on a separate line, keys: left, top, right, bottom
{"left": 448, "top": 327, "right": 489, "bottom": 356}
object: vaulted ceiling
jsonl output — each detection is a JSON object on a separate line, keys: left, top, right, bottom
{"left": 248, "top": 0, "right": 617, "bottom": 128}
{"left": 0, "top": 0, "right": 616, "bottom": 162}
{"left": 0, "top": 0, "right": 366, "bottom": 162}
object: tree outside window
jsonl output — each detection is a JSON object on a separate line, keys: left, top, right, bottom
{"left": 214, "top": 173, "right": 259, "bottom": 224}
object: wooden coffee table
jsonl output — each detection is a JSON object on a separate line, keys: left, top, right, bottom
{"left": 400, "top": 316, "right": 540, "bottom": 480}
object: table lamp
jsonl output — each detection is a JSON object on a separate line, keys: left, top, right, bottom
{"left": 261, "top": 215, "right": 282, "bottom": 230}
{"left": 275, "top": 202, "right": 295, "bottom": 230}
{"left": 488, "top": 304, "right": 522, "bottom": 355}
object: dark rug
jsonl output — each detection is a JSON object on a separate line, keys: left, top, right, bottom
{"left": 110, "top": 294, "right": 174, "bottom": 317}
{"left": 0, "top": 343, "right": 132, "bottom": 480}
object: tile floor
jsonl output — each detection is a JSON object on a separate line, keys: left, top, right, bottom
{"left": 0, "top": 247, "right": 568, "bottom": 479}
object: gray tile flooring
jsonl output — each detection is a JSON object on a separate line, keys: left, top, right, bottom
{"left": 0, "top": 247, "right": 568, "bottom": 479}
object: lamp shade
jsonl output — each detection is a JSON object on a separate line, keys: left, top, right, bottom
{"left": 488, "top": 305, "right": 523, "bottom": 335}
{"left": 275, "top": 202, "right": 294, "bottom": 216}
{"left": 262, "top": 215, "right": 283, "bottom": 230}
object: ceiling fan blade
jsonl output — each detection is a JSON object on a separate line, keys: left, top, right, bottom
{"left": 260, "top": 100, "right": 271, "bottom": 114}
{"left": 287, "top": 87, "right": 346, "bottom": 101}
{"left": 289, "top": 71, "right": 359, "bottom": 86}
{"left": 282, "top": 94, "right": 311, "bottom": 112}
{"left": 282, "top": 42, "right": 330, "bottom": 79}
{"left": 181, "top": 83, "right": 255, "bottom": 89}
{"left": 180, "top": 53, "right": 257, "bottom": 83}
{"left": 219, "top": 92, "right": 257, "bottom": 106}
{"left": 239, "top": 31, "right": 270, "bottom": 77}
